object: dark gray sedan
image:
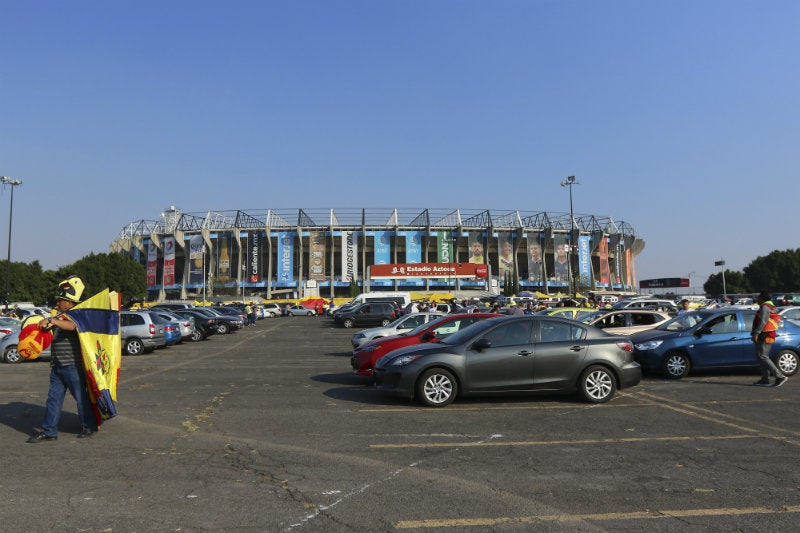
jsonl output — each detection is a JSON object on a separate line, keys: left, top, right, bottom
{"left": 373, "top": 315, "right": 641, "bottom": 407}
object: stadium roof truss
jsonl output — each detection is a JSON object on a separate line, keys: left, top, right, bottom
{"left": 116, "top": 208, "right": 640, "bottom": 239}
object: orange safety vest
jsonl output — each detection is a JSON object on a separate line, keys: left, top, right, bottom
{"left": 753, "top": 301, "right": 781, "bottom": 338}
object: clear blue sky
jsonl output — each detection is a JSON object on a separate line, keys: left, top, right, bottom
{"left": 2, "top": 0, "right": 798, "bottom": 288}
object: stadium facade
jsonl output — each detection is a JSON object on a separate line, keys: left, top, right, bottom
{"left": 109, "top": 207, "right": 645, "bottom": 301}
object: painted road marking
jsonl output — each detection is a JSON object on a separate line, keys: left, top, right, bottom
{"left": 394, "top": 504, "right": 800, "bottom": 529}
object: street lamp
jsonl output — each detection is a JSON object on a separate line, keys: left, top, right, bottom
{"left": 714, "top": 260, "right": 727, "bottom": 302}
{"left": 560, "top": 175, "right": 579, "bottom": 298}
{"left": 1, "top": 176, "right": 22, "bottom": 312}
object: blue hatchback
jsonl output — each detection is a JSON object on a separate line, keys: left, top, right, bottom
{"left": 630, "top": 308, "right": 800, "bottom": 379}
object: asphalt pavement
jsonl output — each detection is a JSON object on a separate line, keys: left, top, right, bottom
{"left": 1, "top": 317, "right": 799, "bottom": 532}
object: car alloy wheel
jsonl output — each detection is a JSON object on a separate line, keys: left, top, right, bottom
{"left": 217, "top": 323, "right": 230, "bottom": 334}
{"left": 579, "top": 365, "right": 617, "bottom": 403}
{"left": 343, "top": 318, "right": 354, "bottom": 328}
{"left": 417, "top": 368, "right": 457, "bottom": 407}
{"left": 662, "top": 351, "right": 690, "bottom": 379}
{"left": 775, "top": 349, "right": 799, "bottom": 376}
{"left": 190, "top": 329, "right": 204, "bottom": 342}
{"left": 3, "top": 345, "right": 21, "bottom": 364}
{"left": 125, "top": 338, "right": 144, "bottom": 356}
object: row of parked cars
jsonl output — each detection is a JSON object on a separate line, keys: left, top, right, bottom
{"left": 341, "top": 302, "right": 800, "bottom": 408}
{"left": 0, "top": 304, "right": 249, "bottom": 364}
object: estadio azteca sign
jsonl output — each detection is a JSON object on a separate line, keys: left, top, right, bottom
{"left": 370, "top": 262, "right": 488, "bottom": 279}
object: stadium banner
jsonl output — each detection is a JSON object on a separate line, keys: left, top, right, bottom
{"left": 609, "top": 233, "right": 622, "bottom": 286}
{"left": 498, "top": 232, "right": 514, "bottom": 276}
{"left": 248, "top": 231, "right": 262, "bottom": 283}
{"left": 371, "top": 262, "right": 488, "bottom": 279}
{"left": 467, "top": 231, "right": 484, "bottom": 264}
{"left": 342, "top": 231, "right": 359, "bottom": 282}
{"left": 309, "top": 231, "right": 326, "bottom": 281}
{"left": 374, "top": 231, "right": 392, "bottom": 265}
{"left": 188, "top": 234, "right": 204, "bottom": 286}
{"left": 146, "top": 242, "right": 158, "bottom": 289}
{"left": 598, "top": 235, "right": 610, "bottom": 286}
{"left": 437, "top": 232, "right": 453, "bottom": 282}
{"left": 552, "top": 233, "right": 569, "bottom": 284}
{"left": 216, "top": 232, "right": 232, "bottom": 283}
{"left": 277, "top": 231, "right": 294, "bottom": 283}
{"left": 163, "top": 236, "right": 176, "bottom": 287}
{"left": 526, "top": 234, "right": 543, "bottom": 283}
{"left": 578, "top": 235, "right": 591, "bottom": 285}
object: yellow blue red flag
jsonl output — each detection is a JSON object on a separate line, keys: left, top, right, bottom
{"left": 65, "top": 289, "right": 122, "bottom": 423}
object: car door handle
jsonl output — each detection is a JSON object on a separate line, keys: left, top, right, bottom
{"left": 569, "top": 345, "right": 582, "bottom": 352}
{"left": 517, "top": 350, "right": 533, "bottom": 356}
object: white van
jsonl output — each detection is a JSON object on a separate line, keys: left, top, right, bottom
{"left": 348, "top": 292, "right": 412, "bottom": 308}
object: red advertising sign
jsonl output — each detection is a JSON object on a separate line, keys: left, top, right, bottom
{"left": 370, "top": 263, "right": 488, "bottom": 279}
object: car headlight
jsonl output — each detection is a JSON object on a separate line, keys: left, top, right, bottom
{"left": 362, "top": 345, "right": 380, "bottom": 353}
{"left": 353, "top": 333, "right": 365, "bottom": 340}
{"left": 634, "top": 340, "right": 663, "bottom": 351}
{"left": 391, "top": 354, "right": 422, "bottom": 366}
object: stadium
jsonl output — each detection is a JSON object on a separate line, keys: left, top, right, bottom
{"left": 109, "top": 207, "right": 645, "bottom": 301}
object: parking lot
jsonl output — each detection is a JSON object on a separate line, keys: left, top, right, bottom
{"left": 2, "top": 317, "right": 799, "bottom": 532}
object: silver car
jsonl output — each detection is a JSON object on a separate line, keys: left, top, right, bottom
{"left": 351, "top": 312, "right": 444, "bottom": 349}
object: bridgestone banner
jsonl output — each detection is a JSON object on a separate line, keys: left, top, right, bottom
{"left": 342, "top": 231, "right": 358, "bottom": 282}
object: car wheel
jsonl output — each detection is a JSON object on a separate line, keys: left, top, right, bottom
{"left": 578, "top": 365, "right": 617, "bottom": 403}
{"left": 416, "top": 368, "right": 457, "bottom": 407}
{"left": 775, "top": 349, "right": 799, "bottom": 376}
{"left": 217, "top": 323, "right": 230, "bottom": 334}
{"left": 124, "top": 338, "right": 144, "bottom": 356}
{"left": 190, "top": 329, "right": 204, "bottom": 342}
{"left": 307, "top": 311, "right": 313, "bottom": 316}
{"left": 662, "top": 351, "right": 690, "bottom": 379}
{"left": 3, "top": 345, "right": 21, "bottom": 364}
{"left": 380, "top": 319, "right": 391, "bottom": 327}
{"left": 343, "top": 318, "right": 354, "bottom": 328}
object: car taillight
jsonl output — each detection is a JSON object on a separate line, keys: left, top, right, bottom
{"left": 616, "top": 340, "right": 633, "bottom": 352}
{"left": 149, "top": 324, "right": 155, "bottom": 334}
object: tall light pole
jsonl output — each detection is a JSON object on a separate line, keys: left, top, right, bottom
{"left": 560, "top": 175, "right": 579, "bottom": 298}
{"left": 1, "top": 176, "right": 22, "bottom": 311}
{"left": 714, "top": 260, "right": 727, "bottom": 302}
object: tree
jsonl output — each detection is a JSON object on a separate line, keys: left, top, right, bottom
{"left": 703, "top": 270, "right": 751, "bottom": 297}
{"left": 743, "top": 249, "right": 800, "bottom": 292}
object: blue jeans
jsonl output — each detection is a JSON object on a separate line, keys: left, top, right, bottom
{"left": 42, "top": 364, "right": 97, "bottom": 437}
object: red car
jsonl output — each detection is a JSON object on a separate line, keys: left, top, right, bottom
{"left": 350, "top": 313, "right": 499, "bottom": 377}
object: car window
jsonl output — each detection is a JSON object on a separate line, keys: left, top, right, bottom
{"left": 539, "top": 321, "right": 585, "bottom": 343}
{"left": 784, "top": 309, "right": 800, "bottom": 320}
{"left": 706, "top": 313, "right": 739, "bottom": 334}
{"left": 631, "top": 313, "right": 657, "bottom": 326}
{"left": 483, "top": 321, "right": 532, "bottom": 347}
{"left": 401, "top": 314, "right": 427, "bottom": 329}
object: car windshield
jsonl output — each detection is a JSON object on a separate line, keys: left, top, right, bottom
{"left": 405, "top": 314, "right": 457, "bottom": 336}
{"left": 656, "top": 311, "right": 707, "bottom": 331}
{"left": 439, "top": 318, "right": 501, "bottom": 345}
{"left": 578, "top": 310, "right": 607, "bottom": 323}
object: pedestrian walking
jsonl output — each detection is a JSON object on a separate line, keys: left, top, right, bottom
{"left": 27, "top": 276, "right": 98, "bottom": 442}
{"left": 751, "top": 290, "right": 788, "bottom": 387}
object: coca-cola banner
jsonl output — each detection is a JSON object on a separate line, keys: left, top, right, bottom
{"left": 163, "top": 236, "right": 176, "bottom": 287}
{"left": 341, "top": 231, "right": 359, "bottom": 282}
{"left": 146, "top": 242, "right": 158, "bottom": 289}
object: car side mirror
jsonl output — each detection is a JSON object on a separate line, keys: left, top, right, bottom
{"left": 472, "top": 338, "right": 492, "bottom": 351}
{"left": 421, "top": 331, "right": 436, "bottom": 341}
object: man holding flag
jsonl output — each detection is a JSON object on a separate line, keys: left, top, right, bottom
{"left": 27, "top": 276, "right": 98, "bottom": 442}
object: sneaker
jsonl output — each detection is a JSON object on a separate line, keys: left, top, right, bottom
{"left": 26, "top": 432, "right": 57, "bottom": 443}
{"left": 77, "top": 428, "right": 97, "bottom": 438}
{"left": 753, "top": 379, "right": 771, "bottom": 386}
{"left": 774, "top": 376, "right": 788, "bottom": 388}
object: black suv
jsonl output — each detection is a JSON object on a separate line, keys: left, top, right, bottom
{"left": 333, "top": 302, "right": 396, "bottom": 328}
